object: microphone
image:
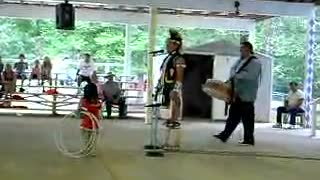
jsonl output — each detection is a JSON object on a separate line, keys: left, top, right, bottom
{"left": 149, "top": 50, "right": 165, "bottom": 54}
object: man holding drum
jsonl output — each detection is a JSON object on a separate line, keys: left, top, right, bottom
{"left": 213, "top": 42, "right": 261, "bottom": 146}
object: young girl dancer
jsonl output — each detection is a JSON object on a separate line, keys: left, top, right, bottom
{"left": 79, "top": 83, "right": 102, "bottom": 156}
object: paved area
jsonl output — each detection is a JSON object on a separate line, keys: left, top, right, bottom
{"left": 1, "top": 116, "right": 320, "bottom": 180}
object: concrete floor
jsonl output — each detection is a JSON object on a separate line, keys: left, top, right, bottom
{"left": 1, "top": 116, "right": 320, "bottom": 180}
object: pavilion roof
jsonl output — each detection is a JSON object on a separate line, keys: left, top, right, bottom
{"left": 0, "top": 0, "right": 316, "bottom": 31}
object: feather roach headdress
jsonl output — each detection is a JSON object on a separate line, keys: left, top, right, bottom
{"left": 168, "top": 29, "right": 182, "bottom": 45}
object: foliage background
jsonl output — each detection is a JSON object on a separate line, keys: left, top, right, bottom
{"left": 0, "top": 16, "right": 318, "bottom": 95}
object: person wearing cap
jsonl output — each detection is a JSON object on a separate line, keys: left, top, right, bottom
{"left": 213, "top": 41, "right": 261, "bottom": 146}
{"left": 102, "top": 72, "right": 126, "bottom": 118}
{"left": 158, "top": 29, "right": 186, "bottom": 129}
{"left": 76, "top": 53, "right": 95, "bottom": 93}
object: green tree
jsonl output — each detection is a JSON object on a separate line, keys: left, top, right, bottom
{"left": 255, "top": 17, "right": 308, "bottom": 93}
{"left": 1, "top": 15, "right": 318, "bottom": 97}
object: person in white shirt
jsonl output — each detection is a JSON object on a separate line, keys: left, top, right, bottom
{"left": 273, "top": 82, "right": 305, "bottom": 128}
{"left": 76, "top": 53, "right": 95, "bottom": 88}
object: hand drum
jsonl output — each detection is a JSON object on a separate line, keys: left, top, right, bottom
{"left": 202, "top": 79, "right": 232, "bottom": 103}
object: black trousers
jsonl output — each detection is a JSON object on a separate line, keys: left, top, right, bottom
{"left": 220, "top": 98, "right": 255, "bottom": 143}
{"left": 77, "top": 75, "right": 91, "bottom": 86}
{"left": 105, "top": 97, "right": 126, "bottom": 118}
{"left": 276, "top": 106, "right": 304, "bottom": 125}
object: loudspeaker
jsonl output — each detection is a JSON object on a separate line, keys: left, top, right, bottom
{"left": 56, "top": 3, "right": 75, "bottom": 30}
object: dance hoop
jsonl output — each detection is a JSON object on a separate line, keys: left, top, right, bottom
{"left": 54, "top": 108, "right": 101, "bottom": 158}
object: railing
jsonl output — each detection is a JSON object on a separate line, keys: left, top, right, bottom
{"left": 0, "top": 73, "right": 146, "bottom": 115}
{"left": 272, "top": 92, "right": 287, "bottom": 100}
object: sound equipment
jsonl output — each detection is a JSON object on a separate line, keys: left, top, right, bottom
{"left": 56, "top": 1, "right": 75, "bottom": 30}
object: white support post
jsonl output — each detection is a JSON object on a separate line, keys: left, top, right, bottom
{"left": 311, "top": 102, "right": 317, "bottom": 137}
{"left": 145, "top": 7, "right": 158, "bottom": 124}
{"left": 124, "top": 24, "right": 132, "bottom": 76}
{"left": 311, "top": 6, "right": 320, "bottom": 137}
{"left": 304, "top": 8, "right": 317, "bottom": 129}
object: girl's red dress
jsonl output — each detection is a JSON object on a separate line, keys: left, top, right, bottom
{"left": 80, "top": 98, "right": 101, "bottom": 130}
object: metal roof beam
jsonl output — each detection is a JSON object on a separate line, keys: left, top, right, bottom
{"left": 0, "top": 3, "right": 255, "bottom": 30}
{"left": 69, "top": 0, "right": 315, "bottom": 17}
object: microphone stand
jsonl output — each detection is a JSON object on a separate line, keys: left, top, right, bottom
{"left": 150, "top": 52, "right": 165, "bottom": 57}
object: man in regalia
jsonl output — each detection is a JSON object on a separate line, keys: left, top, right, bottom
{"left": 158, "top": 29, "right": 186, "bottom": 129}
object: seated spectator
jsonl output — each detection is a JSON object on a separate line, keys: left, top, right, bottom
{"left": 0, "top": 56, "right": 4, "bottom": 96}
{"left": 273, "top": 82, "right": 305, "bottom": 129}
{"left": 14, "top": 54, "right": 28, "bottom": 92}
{"left": 29, "top": 59, "right": 41, "bottom": 85}
{"left": 102, "top": 72, "right": 126, "bottom": 118}
{"left": 91, "top": 71, "right": 104, "bottom": 100}
{"left": 0, "top": 56, "right": 3, "bottom": 74}
{"left": 41, "top": 56, "right": 53, "bottom": 92}
{"left": 2, "top": 63, "right": 16, "bottom": 98}
{"left": 76, "top": 53, "right": 95, "bottom": 94}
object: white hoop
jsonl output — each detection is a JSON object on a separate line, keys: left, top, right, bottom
{"left": 54, "top": 109, "right": 101, "bottom": 158}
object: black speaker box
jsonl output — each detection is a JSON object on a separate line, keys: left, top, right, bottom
{"left": 56, "top": 3, "right": 75, "bottom": 30}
